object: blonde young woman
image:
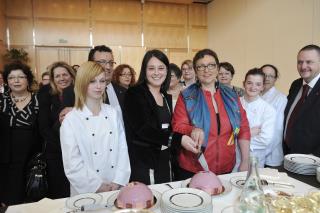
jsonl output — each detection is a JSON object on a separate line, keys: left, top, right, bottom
{"left": 60, "top": 62, "right": 130, "bottom": 195}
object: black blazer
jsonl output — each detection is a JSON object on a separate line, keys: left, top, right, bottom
{"left": 284, "top": 78, "right": 320, "bottom": 157}
{"left": 62, "top": 82, "right": 126, "bottom": 110}
{"left": 123, "top": 83, "right": 182, "bottom": 156}
{"left": 38, "top": 85, "right": 64, "bottom": 158}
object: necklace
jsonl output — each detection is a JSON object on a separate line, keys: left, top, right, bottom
{"left": 11, "top": 93, "right": 30, "bottom": 103}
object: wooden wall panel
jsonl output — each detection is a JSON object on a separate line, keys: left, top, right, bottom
{"left": 144, "top": 24, "right": 187, "bottom": 48}
{"left": 34, "top": 19, "right": 90, "bottom": 46}
{"left": 69, "top": 48, "right": 90, "bottom": 67}
{"left": 92, "top": 21, "right": 141, "bottom": 46}
{"left": 92, "top": 0, "right": 141, "bottom": 22}
{"left": 0, "top": 0, "right": 6, "bottom": 68}
{"left": 7, "top": 18, "right": 33, "bottom": 45}
{"left": 5, "top": 0, "right": 32, "bottom": 17}
{"left": 33, "top": 0, "right": 89, "bottom": 19}
{"left": 119, "top": 46, "right": 146, "bottom": 77}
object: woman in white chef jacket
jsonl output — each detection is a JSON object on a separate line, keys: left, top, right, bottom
{"left": 239, "top": 68, "right": 276, "bottom": 168}
{"left": 60, "top": 61, "right": 131, "bottom": 196}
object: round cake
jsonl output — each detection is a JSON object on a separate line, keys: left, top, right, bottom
{"left": 116, "top": 182, "right": 154, "bottom": 209}
{"left": 189, "top": 171, "right": 224, "bottom": 195}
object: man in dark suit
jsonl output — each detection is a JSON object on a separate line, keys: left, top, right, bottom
{"left": 283, "top": 44, "right": 320, "bottom": 157}
{"left": 60, "top": 45, "right": 126, "bottom": 121}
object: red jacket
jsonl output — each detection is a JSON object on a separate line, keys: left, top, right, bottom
{"left": 172, "top": 89, "right": 250, "bottom": 174}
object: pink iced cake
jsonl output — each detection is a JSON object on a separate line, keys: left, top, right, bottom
{"left": 189, "top": 171, "right": 224, "bottom": 195}
{"left": 116, "top": 182, "right": 154, "bottom": 209}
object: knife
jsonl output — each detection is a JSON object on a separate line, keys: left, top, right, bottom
{"left": 198, "top": 152, "right": 209, "bottom": 172}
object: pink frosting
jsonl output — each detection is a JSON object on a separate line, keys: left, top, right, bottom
{"left": 189, "top": 171, "right": 224, "bottom": 195}
{"left": 116, "top": 182, "right": 154, "bottom": 209}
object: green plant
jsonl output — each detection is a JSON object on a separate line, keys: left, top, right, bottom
{"left": 3, "top": 48, "right": 30, "bottom": 63}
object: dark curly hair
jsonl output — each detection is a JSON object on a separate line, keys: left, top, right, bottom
{"left": 3, "top": 61, "right": 34, "bottom": 88}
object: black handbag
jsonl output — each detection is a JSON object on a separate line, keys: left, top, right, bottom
{"left": 25, "top": 152, "right": 48, "bottom": 202}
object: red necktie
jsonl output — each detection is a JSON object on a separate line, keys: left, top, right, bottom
{"left": 285, "top": 84, "right": 310, "bottom": 145}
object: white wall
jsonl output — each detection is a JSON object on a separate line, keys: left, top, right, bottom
{"left": 207, "top": 0, "right": 320, "bottom": 94}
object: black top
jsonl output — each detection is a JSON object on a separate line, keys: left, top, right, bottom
{"left": 156, "top": 97, "right": 171, "bottom": 130}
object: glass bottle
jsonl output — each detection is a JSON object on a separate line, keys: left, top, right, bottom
{"left": 239, "top": 156, "right": 266, "bottom": 213}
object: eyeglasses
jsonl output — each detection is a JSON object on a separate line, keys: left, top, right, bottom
{"left": 8, "top": 76, "right": 27, "bottom": 81}
{"left": 120, "top": 73, "right": 132, "bottom": 77}
{"left": 95, "top": 60, "right": 116, "bottom": 67}
{"left": 196, "top": 63, "right": 217, "bottom": 72}
{"left": 265, "top": 75, "right": 276, "bottom": 79}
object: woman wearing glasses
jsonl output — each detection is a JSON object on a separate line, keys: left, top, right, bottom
{"left": 123, "top": 49, "right": 198, "bottom": 184}
{"left": 0, "top": 61, "right": 41, "bottom": 205}
{"left": 261, "top": 64, "right": 287, "bottom": 167}
{"left": 38, "top": 61, "right": 75, "bottom": 199}
{"left": 113, "top": 64, "right": 136, "bottom": 89}
{"left": 181, "top": 60, "right": 196, "bottom": 87}
{"left": 172, "top": 49, "right": 251, "bottom": 180}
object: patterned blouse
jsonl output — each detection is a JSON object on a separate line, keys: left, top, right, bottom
{"left": 0, "top": 91, "right": 39, "bottom": 127}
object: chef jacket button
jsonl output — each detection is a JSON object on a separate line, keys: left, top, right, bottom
{"left": 96, "top": 170, "right": 99, "bottom": 172}
{"left": 92, "top": 133, "right": 95, "bottom": 136}
{"left": 111, "top": 166, "right": 114, "bottom": 168}
{"left": 86, "top": 117, "right": 89, "bottom": 120}
{"left": 110, "top": 149, "right": 112, "bottom": 151}
{"left": 94, "top": 152, "right": 97, "bottom": 155}
{"left": 105, "top": 116, "right": 108, "bottom": 119}
{"left": 109, "top": 131, "right": 112, "bottom": 134}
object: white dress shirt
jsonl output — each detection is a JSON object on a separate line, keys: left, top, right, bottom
{"left": 240, "top": 96, "right": 276, "bottom": 167}
{"left": 106, "top": 83, "right": 120, "bottom": 108}
{"left": 60, "top": 104, "right": 131, "bottom": 196}
{"left": 261, "top": 87, "right": 287, "bottom": 166}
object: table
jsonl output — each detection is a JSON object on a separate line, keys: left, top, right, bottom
{"left": 5, "top": 169, "right": 319, "bottom": 213}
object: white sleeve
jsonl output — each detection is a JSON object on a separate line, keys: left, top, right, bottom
{"left": 252, "top": 106, "right": 276, "bottom": 150}
{"left": 112, "top": 113, "right": 131, "bottom": 186}
{"left": 60, "top": 115, "right": 103, "bottom": 194}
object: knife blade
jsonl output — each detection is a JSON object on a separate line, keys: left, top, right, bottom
{"left": 198, "top": 152, "right": 209, "bottom": 172}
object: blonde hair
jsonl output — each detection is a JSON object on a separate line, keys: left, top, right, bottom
{"left": 48, "top": 61, "right": 75, "bottom": 95}
{"left": 74, "top": 61, "right": 105, "bottom": 110}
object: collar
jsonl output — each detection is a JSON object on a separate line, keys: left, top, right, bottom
{"left": 303, "top": 73, "right": 320, "bottom": 89}
{"left": 78, "top": 103, "right": 105, "bottom": 118}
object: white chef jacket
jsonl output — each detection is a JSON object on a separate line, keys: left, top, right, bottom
{"left": 60, "top": 104, "right": 131, "bottom": 196}
{"left": 261, "top": 87, "right": 287, "bottom": 166}
{"left": 240, "top": 96, "right": 276, "bottom": 167}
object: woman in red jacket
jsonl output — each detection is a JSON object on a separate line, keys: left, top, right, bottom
{"left": 172, "top": 49, "right": 251, "bottom": 180}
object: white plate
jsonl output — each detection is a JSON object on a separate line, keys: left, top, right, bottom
{"left": 161, "top": 188, "right": 212, "bottom": 211}
{"left": 65, "top": 193, "right": 103, "bottom": 210}
{"left": 285, "top": 154, "right": 320, "bottom": 165}
{"left": 106, "top": 189, "right": 161, "bottom": 211}
{"left": 181, "top": 178, "right": 232, "bottom": 197}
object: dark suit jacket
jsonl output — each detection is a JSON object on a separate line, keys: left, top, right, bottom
{"left": 62, "top": 82, "right": 126, "bottom": 110}
{"left": 284, "top": 77, "right": 320, "bottom": 157}
{"left": 123, "top": 83, "right": 182, "bottom": 183}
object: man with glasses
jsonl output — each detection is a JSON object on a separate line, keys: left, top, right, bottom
{"left": 284, "top": 44, "right": 320, "bottom": 157}
{"left": 61, "top": 45, "right": 126, "bottom": 121}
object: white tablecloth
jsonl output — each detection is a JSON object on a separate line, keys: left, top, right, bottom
{"left": 6, "top": 169, "right": 318, "bottom": 213}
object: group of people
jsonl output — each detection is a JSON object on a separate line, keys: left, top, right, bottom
{"left": 1, "top": 44, "right": 320, "bottom": 206}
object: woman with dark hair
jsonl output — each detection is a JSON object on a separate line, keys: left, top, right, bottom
{"left": 123, "top": 49, "right": 198, "bottom": 184}
{"left": 0, "top": 61, "right": 41, "bottom": 205}
{"left": 38, "top": 61, "right": 75, "bottom": 199}
{"left": 218, "top": 62, "right": 244, "bottom": 97}
{"left": 172, "top": 49, "right": 251, "bottom": 180}
{"left": 167, "top": 63, "right": 183, "bottom": 109}
{"left": 261, "top": 64, "right": 287, "bottom": 167}
{"left": 113, "top": 64, "right": 136, "bottom": 89}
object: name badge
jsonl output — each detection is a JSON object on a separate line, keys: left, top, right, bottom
{"left": 162, "top": 123, "right": 169, "bottom": 129}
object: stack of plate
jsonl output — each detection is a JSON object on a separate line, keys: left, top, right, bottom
{"left": 160, "top": 188, "right": 213, "bottom": 213}
{"left": 284, "top": 154, "right": 320, "bottom": 175}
